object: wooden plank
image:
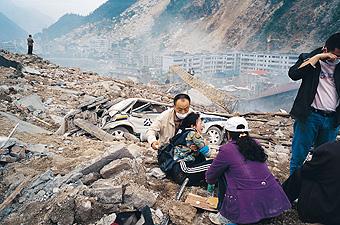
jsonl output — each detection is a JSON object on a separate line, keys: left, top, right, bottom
{"left": 74, "top": 118, "right": 116, "bottom": 142}
{"left": 0, "top": 175, "right": 33, "bottom": 212}
{"left": 184, "top": 193, "right": 218, "bottom": 212}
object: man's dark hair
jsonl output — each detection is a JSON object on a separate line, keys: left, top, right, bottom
{"left": 29, "top": 35, "right": 32, "bottom": 37}
{"left": 325, "top": 32, "right": 340, "bottom": 51}
{"left": 173, "top": 93, "right": 191, "bottom": 105}
{"left": 179, "top": 112, "right": 199, "bottom": 130}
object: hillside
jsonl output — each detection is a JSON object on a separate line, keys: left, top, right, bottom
{"left": 0, "top": 0, "right": 53, "bottom": 34}
{"left": 37, "top": 0, "right": 136, "bottom": 41}
{"left": 39, "top": 0, "right": 340, "bottom": 55}
{"left": 0, "top": 12, "right": 27, "bottom": 41}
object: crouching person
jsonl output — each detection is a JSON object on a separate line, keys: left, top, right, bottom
{"left": 159, "top": 112, "right": 213, "bottom": 186}
{"left": 283, "top": 141, "right": 340, "bottom": 225}
{"left": 206, "top": 117, "right": 291, "bottom": 225}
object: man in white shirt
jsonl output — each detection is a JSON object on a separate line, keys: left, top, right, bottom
{"left": 288, "top": 32, "right": 340, "bottom": 174}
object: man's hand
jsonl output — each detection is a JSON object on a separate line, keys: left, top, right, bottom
{"left": 317, "top": 52, "right": 339, "bottom": 61}
{"left": 151, "top": 141, "right": 160, "bottom": 150}
{"left": 299, "top": 52, "right": 339, "bottom": 69}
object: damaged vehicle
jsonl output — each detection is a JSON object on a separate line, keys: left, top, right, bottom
{"left": 101, "top": 98, "right": 228, "bottom": 145}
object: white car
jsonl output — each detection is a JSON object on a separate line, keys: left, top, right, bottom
{"left": 101, "top": 98, "right": 228, "bottom": 145}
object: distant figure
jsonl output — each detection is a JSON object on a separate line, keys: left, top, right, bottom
{"left": 27, "top": 35, "right": 34, "bottom": 55}
{"left": 288, "top": 32, "right": 340, "bottom": 174}
{"left": 188, "top": 68, "right": 195, "bottom": 76}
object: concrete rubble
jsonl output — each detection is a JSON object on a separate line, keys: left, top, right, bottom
{"left": 0, "top": 50, "right": 336, "bottom": 225}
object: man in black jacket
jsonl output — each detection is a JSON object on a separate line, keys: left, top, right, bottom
{"left": 289, "top": 33, "right": 340, "bottom": 174}
{"left": 283, "top": 141, "right": 340, "bottom": 224}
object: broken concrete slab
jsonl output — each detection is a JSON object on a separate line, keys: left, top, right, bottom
{"left": 15, "top": 94, "right": 45, "bottom": 112}
{"left": 80, "top": 143, "right": 135, "bottom": 175}
{"left": 27, "top": 144, "right": 54, "bottom": 157}
{"left": 94, "top": 213, "right": 116, "bottom": 225}
{"left": 74, "top": 118, "right": 116, "bottom": 142}
{"left": 0, "top": 112, "right": 51, "bottom": 134}
{"left": 0, "top": 136, "right": 25, "bottom": 149}
{"left": 85, "top": 180, "right": 123, "bottom": 204}
{"left": 80, "top": 172, "right": 100, "bottom": 185}
{"left": 100, "top": 158, "right": 132, "bottom": 179}
{"left": 124, "top": 184, "right": 158, "bottom": 209}
{"left": 22, "top": 66, "right": 41, "bottom": 75}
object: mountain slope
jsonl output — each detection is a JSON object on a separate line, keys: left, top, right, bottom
{"left": 0, "top": 0, "right": 53, "bottom": 34}
{"left": 38, "top": 0, "right": 136, "bottom": 41}
{"left": 0, "top": 12, "right": 27, "bottom": 41}
{"left": 40, "top": 0, "right": 340, "bottom": 54}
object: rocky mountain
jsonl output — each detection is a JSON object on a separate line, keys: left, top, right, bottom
{"left": 0, "top": 0, "right": 53, "bottom": 34}
{"left": 37, "top": 0, "right": 136, "bottom": 41}
{"left": 40, "top": 0, "right": 340, "bottom": 55}
{"left": 0, "top": 12, "right": 27, "bottom": 41}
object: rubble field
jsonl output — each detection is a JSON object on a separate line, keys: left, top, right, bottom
{"left": 0, "top": 51, "right": 329, "bottom": 225}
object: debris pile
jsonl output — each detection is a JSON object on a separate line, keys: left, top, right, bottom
{"left": 0, "top": 51, "right": 327, "bottom": 224}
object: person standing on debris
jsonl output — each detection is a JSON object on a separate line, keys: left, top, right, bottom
{"left": 146, "top": 93, "right": 192, "bottom": 150}
{"left": 206, "top": 117, "right": 291, "bottom": 225}
{"left": 27, "top": 35, "right": 34, "bottom": 55}
{"left": 283, "top": 141, "right": 340, "bottom": 224}
{"left": 289, "top": 32, "right": 340, "bottom": 174}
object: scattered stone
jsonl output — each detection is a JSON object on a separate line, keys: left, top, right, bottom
{"left": 149, "top": 167, "right": 166, "bottom": 179}
{"left": 124, "top": 184, "right": 158, "bottom": 209}
{"left": 100, "top": 158, "right": 132, "bottom": 179}
{"left": 81, "top": 172, "right": 100, "bottom": 185}
{"left": 95, "top": 213, "right": 117, "bottom": 225}
{"left": 15, "top": 94, "right": 45, "bottom": 112}
{"left": 85, "top": 179, "right": 123, "bottom": 204}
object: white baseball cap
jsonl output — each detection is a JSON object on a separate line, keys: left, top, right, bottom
{"left": 225, "top": 117, "right": 251, "bottom": 132}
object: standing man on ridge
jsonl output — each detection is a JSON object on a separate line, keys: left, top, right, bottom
{"left": 289, "top": 32, "right": 340, "bottom": 174}
{"left": 27, "top": 35, "right": 34, "bottom": 55}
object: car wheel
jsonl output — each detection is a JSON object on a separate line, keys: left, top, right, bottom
{"left": 207, "top": 126, "right": 223, "bottom": 145}
{"left": 109, "top": 127, "right": 129, "bottom": 138}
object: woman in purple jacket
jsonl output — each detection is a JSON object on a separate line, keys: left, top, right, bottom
{"left": 206, "top": 117, "right": 291, "bottom": 225}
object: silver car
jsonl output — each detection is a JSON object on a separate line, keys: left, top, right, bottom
{"left": 101, "top": 98, "right": 227, "bottom": 145}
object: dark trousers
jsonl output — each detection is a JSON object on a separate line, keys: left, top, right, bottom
{"left": 282, "top": 168, "right": 302, "bottom": 202}
{"left": 170, "top": 154, "right": 212, "bottom": 186}
{"left": 217, "top": 175, "right": 227, "bottom": 210}
{"left": 290, "top": 112, "right": 339, "bottom": 174}
{"left": 28, "top": 46, "right": 33, "bottom": 55}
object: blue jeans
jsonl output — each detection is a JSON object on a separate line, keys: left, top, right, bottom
{"left": 290, "top": 112, "right": 340, "bottom": 174}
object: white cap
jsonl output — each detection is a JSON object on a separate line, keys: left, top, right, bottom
{"left": 225, "top": 117, "right": 251, "bottom": 132}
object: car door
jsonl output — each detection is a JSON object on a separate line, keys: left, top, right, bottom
{"left": 130, "top": 101, "right": 169, "bottom": 136}
{"left": 127, "top": 100, "right": 151, "bottom": 134}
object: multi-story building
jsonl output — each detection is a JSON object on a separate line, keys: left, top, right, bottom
{"left": 162, "top": 52, "right": 298, "bottom": 76}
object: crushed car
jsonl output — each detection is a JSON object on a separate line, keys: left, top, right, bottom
{"left": 100, "top": 98, "right": 228, "bottom": 145}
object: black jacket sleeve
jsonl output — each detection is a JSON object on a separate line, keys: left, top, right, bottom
{"left": 288, "top": 53, "right": 316, "bottom": 81}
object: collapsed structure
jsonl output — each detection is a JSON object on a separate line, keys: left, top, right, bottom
{"left": 0, "top": 50, "right": 334, "bottom": 225}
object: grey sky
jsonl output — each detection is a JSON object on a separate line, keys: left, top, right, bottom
{"left": 11, "top": 0, "right": 108, "bottom": 20}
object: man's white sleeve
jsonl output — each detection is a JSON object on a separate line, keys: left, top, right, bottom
{"left": 146, "top": 114, "right": 162, "bottom": 145}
